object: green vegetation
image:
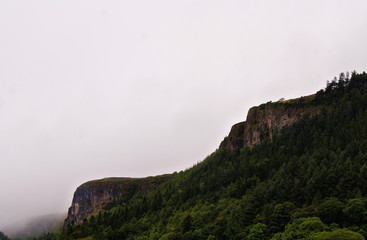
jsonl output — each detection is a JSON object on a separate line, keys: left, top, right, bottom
{"left": 82, "top": 175, "right": 171, "bottom": 188}
{"left": 34, "top": 72, "right": 367, "bottom": 239}
{"left": 0, "top": 232, "right": 9, "bottom": 240}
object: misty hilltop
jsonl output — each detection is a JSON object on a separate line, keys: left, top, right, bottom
{"left": 2, "top": 0, "right": 367, "bottom": 232}
{"left": 2, "top": 213, "right": 66, "bottom": 240}
{"left": 19, "top": 72, "right": 367, "bottom": 240}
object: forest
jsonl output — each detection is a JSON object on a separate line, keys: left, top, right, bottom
{"left": 26, "top": 72, "right": 367, "bottom": 239}
{"left": 0, "top": 232, "right": 9, "bottom": 240}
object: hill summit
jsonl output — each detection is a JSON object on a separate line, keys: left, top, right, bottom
{"left": 34, "top": 72, "right": 367, "bottom": 240}
{"left": 220, "top": 95, "right": 319, "bottom": 150}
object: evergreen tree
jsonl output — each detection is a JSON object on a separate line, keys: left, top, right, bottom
{"left": 0, "top": 232, "right": 9, "bottom": 240}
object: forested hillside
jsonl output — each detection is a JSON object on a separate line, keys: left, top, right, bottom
{"left": 34, "top": 72, "right": 367, "bottom": 240}
{"left": 0, "top": 232, "right": 9, "bottom": 240}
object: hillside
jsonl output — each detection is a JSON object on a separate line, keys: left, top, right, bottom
{"left": 65, "top": 175, "right": 171, "bottom": 226}
{"left": 2, "top": 213, "right": 66, "bottom": 240}
{"left": 34, "top": 72, "right": 367, "bottom": 240}
{"left": 220, "top": 94, "right": 319, "bottom": 150}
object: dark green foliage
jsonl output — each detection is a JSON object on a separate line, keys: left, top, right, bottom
{"left": 181, "top": 214, "right": 192, "bottom": 233}
{"left": 310, "top": 229, "right": 364, "bottom": 240}
{"left": 317, "top": 198, "right": 345, "bottom": 224}
{"left": 274, "top": 217, "right": 327, "bottom": 239}
{"left": 269, "top": 202, "right": 296, "bottom": 233}
{"left": 247, "top": 223, "right": 269, "bottom": 240}
{"left": 0, "top": 232, "right": 9, "bottom": 240}
{"left": 34, "top": 72, "right": 367, "bottom": 239}
{"left": 343, "top": 199, "right": 367, "bottom": 225}
{"left": 273, "top": 218, "right": 365, "bottom": 240}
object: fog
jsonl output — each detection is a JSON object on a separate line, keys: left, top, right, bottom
{"left": 2, "top": 213, "right": 66, "bottom": 238}
{"left": 1, "top": 0, "right": 367, "bottom": 230}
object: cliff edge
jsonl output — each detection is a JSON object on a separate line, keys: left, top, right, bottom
{"left": 64, "top": 175, "right": 170, "bottom": 226}
{"left": 64, "top": 96, "right": 320, "bottom": 227}
{"left": 221, "top": 95, "right": 320, "bottom": 150}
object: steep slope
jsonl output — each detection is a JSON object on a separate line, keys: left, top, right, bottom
{"left": 64, "top": 175, "right": 170, "bottom": 226}
{"left": 220, "top": 95, "right": 319, "bottom": 150}
{"left": 63, "top": 98, "right": 320, "bottom": 227}
{"left": 35, "top": 72, "right": 367, "bottom": 240}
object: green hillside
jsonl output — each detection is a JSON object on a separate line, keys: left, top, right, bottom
{"left": 35, "top": 72, "right": 367, "bottom": 240}
{"left": 0, "top": 232, "right": 9, "bottom": 240}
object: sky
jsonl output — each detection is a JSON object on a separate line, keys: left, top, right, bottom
{"left": 1, "top": 0, "right": 367, "bottom": 229}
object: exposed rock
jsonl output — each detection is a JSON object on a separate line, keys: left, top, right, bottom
{"left": 221, "top": 97, "right": 320, "bottom": 150}
{"left": 64, "top": 175, "right": 170, "bottom": 226}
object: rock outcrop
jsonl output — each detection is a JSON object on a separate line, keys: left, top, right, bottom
{"left": 221, "top": 97, "right": 320, "bottom": 150}
{"left": 64, "top": 175, "right": 170, "bottom": 226}
{"left": 64, "top": 97, "right": 320, "bottom": 226}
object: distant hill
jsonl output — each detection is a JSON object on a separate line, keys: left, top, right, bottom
{"left": 35, "top": 72, "right": 367, "bottom": 239}
{"left": 3, "top": 213, "right": 66, "bottom": 240}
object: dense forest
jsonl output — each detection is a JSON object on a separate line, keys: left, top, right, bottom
{"left": 30, "top": 72, "right": 367, "bottom": 239}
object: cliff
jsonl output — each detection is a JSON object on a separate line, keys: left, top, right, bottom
{"left": 38, "top": 72, "right": 367, "bottom": 239}
{"left": 64, "top": 96, "right": 320, "bottom": 226}
{"left": 64, "top": 175, "right": 170, "bottom": 226}
{"left": 221, "top": 95, "right": 320, "bottom": 150}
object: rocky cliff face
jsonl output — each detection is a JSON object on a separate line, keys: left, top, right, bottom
{"left": 64, "top": 175, "right": 170, "bottom": 226}
{"left": 221, "top": 98, "right": 320, "bottom": 150}
{"left": 64, "top": 97, "right": 319, "bottom": 226}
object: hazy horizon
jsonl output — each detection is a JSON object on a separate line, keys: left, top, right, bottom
{"left": 1, "top": 0, "right": 367, "bottom": 230}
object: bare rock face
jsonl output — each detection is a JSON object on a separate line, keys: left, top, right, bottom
{"left": 221, "top": 100, "right": 320, "bottom": 150}
{"left": 64, "top": 175, "right": 170, "bottom": 226}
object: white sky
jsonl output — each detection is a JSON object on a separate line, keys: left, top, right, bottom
{"left": 1, "top": 0, "right": 367, "bottom": 229}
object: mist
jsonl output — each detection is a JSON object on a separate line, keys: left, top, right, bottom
{"left": 1, "top": 0, "right": 367, "bottom": 231}
{"left": 2, "top": 213, "right": 66, "bottom": 239}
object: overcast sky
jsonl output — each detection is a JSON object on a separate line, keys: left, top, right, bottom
{"left": 1, "top": 0, "right": 367, "bottom": 229}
